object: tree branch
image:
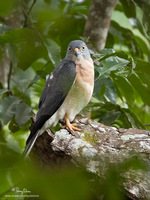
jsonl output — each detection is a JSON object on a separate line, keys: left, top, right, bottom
{"left": 30, "top": 115, "right": 150, "bottom": 199}
{"left": 84, "top": 0, "right": 119, "bottom": 51}
{"left": 7, "top": 61, "right": 12, "bottom": 90}
{"left": 23, "top": 0, "right": 37, "bottom": 27}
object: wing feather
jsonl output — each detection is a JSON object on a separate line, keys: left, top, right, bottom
{"left": 26, "top": 59, "right": 76, "bottom": 144}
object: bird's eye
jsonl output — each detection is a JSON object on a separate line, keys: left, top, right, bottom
{"left": 68, "top": 47, "right": 72, "bottom": 51}
{"left": 82, "top": 46, "right": 86, "bottom": 50}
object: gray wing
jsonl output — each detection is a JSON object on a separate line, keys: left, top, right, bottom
{"left": 26, "top": 59, "right": 76, "bottom": 144}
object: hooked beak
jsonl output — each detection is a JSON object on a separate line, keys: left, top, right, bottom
{"left": 74, "top": 47, "right": 80, "bottom": 57}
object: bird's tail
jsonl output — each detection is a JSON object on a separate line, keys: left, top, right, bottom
{"left": 22, "top": 131, "right": 39, "bottom": 159}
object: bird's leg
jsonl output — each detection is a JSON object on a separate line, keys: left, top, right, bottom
{"left": 62, "top": 114, "right": 81, "bottom": 131}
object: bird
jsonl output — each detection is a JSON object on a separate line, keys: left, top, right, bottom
{"left": 23, "top": 40, "right": 94, "bottom": 158}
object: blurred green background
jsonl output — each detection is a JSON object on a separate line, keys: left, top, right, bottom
{"left": 0, "top": 0, "right": 150, "bottom": 199}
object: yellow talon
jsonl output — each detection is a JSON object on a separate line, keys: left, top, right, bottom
{"left": 62, "top": 114, "right": 81, "bottom": 132}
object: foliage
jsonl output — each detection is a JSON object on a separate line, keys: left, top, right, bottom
{"left": 92, "top": 0, "right": 150, "bottom": 129}
{"left": 0, "top": 0, "right": 150, "bottom": 199}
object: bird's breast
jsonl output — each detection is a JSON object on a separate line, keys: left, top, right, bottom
{"left": 75, "top": 58, "right": 94, "bottom": 87}
{"left": 58, "top": 59, "right": 94, "bottom": 121}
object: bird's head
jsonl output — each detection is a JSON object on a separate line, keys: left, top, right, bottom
{"left": 65, "top": 40, "right": 91, "bottom": 61}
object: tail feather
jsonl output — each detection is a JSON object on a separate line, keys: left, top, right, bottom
{"left": 22, "top": 131, "right": 39, "bottom": 159}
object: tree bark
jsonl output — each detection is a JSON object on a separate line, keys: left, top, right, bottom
{"left": 30, "top": 115, "right": 150, "bottom": 200}
{"left": 84, "top": 0, "right": 119, "bottom": 51}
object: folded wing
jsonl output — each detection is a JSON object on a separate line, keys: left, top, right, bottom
{"left": 26, "top": 59, "right": 76, "bottom": 145}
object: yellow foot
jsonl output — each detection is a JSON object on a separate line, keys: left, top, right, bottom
{"left": 62, "top": 114, "right": 81, "bottom": 132}
{"left": 62, "top": 123, "right": 81, "bottom": 131}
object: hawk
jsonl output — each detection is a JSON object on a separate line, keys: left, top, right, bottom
{"left": 24, "top": 40, "right": 94, "bottom": 157}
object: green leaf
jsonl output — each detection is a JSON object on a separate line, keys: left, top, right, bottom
{"left": 27, "top": 75, "right": 41, "bottom": 89}
{"left": 93, "top": 48, "right": 116, "bottom": 61}
{"left": 95, "top": 56, "right": 129, "bottom": 79}
{"left": 16, "top": 42, "right": 47, "bottom": 70}
{"left": 15, "top": 102, "right": 31, "bottom": 127}
{"left": 137, "top": 73, "right": 150, "bottom": 89}
{"left": 0, "top": 96, "right": 20, "bottom": 125}
{"left": 94, "top": 78, "right": 117, "bottom": 104}
{"left": 112, "top": 75, "right": 135, "bottom": 107}
{"left": 128, "top": 73, "right": 150, "bottom": 106}
{"left": 110, "top": 21, "right": 144, "bottom": 58}
{"left": 135, "top": 59, "right": 150, "bottom": 76}
{"left": 134, "top": 35, "right": 150, "bottom": 55}
{"left": 9, "top": 116, "right": 19, "bottom": 132}
{"left": 131, "top": 103, "right": 150, "bottom": 128}
{"left": 0, "top": 28, "right": 40, "bottom": 45}
{"left": 129, "top": 18, "right": 148, "bottom": 39}
{"left": 0, "top": 96, "right": 31, "bottom": 127}
{"left": 0, "top": 89, "right": 11, "bottom": 97}
{"left": 0, "top": 0, "right": 17, "bottom": 16}
{"left": 36, "top": 62, "right": 54, "bottom": 79}
{"left": 121, "top": 0, "right": 136, "bottom": 18}
{"left": 13, "top": 86, "right": 31, "bottom": 106}
{"left": 133, "top": 0, "right": 150, "bottom": 36}
{"left": 32, "top": 78, "right": 45, "bottom": 99}
{"left": 0, "top": 28, "right": 47, "bottom": 70}
{"left": 44, "top": 0, "right": 51, "bottom": 4}
{"left": 99, "top": 48, "right": 115, "bottom": 55}
{"left": 129, "top": 59, "right": 150, "bottom": 90}
{"left": 100, "top": 110, "right": 121, "bottom": 126}
{"left": 91, "top": 102, "right": 121, "bottom": 122}
{"left": 122, "top": 108, "right": 145, "bottom": 129}
{"left": 44, "top": 38, "right": 61, "bottom": 66}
